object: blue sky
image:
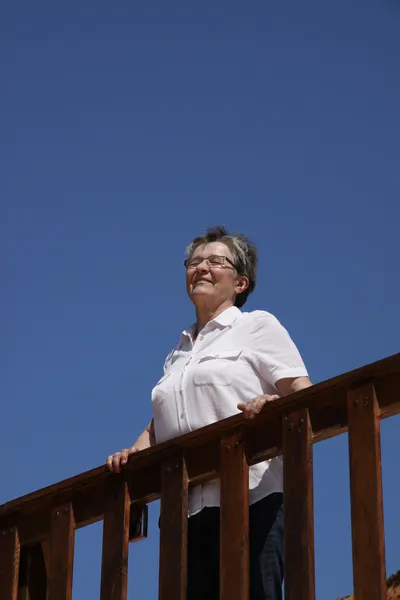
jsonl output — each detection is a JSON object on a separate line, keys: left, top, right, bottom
{"left": 1, "top": 1, "right": 399, "bottom": 598}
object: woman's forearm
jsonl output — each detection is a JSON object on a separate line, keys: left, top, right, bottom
{"left": 133, "top": 419, "right": 156, "bottom": 450}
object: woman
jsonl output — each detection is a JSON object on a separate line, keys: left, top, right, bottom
{"left": 107, "top": 225, "right": 312, "bottom": 600}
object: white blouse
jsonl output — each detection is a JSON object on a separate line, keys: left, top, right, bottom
{"left": 152, "top": 306, "right": 308, "bottom": 516}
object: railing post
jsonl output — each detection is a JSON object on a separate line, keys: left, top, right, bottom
{"left": 0, "top": 526, "right": 20, "bottom": 600}
{"left": 18, "top": 544, "right": 47, "bottom": 600}
{"left": 159, "top": 454, "right": 188, "bottom": 600}
{"left": 347, "top": 383, "right": 386, "bottom": 600}
{"left": 48, "top": 502, "right": 75, "bottom": 600}
{"left": 283, "top": 408, "right": 315, "bottom": 600}
{"left": 220, "top": 433, "right": 249, "bottom": 600}
{"left": 17, "top": 548, "right": 29, "bottom": 600}
{"left": 100, "top": 477, "right": 131, "bottom": 600}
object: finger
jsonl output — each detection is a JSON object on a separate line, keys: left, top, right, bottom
{"left": 112, "top": 452, "right": 122, "bottom": 473}
{"left": 238, "top": 397, "right": 267, "bottom": 418}
{"left": 120, "top": 449, "right": 130, "bottom": 465}
{"left": 249, "top": 397, "right": 267, "bottom": 418}
{"left": 244, "top": 401, "right": 257, "bottom": 419}
{"left": 238, "top": 400, "right": 256, "bottom": 418}
{"left": 242, "top": 402, "right": 251, "bottom": 417}
{"left": 247, "top": 406, "right": 257, "bottom": 419}
{"left": 238, "top": 401, "right": 253, "bottom": 414}
{"left": 107, "top": 455, "right": 118, "bottom": 472}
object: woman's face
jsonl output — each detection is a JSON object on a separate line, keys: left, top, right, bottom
{"left": 185, "top": 242, "right": 247, "bottom": 308}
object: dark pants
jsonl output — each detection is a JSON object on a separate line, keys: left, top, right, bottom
{"left": 187, "top": 493, "right": 284, "bottom": 600}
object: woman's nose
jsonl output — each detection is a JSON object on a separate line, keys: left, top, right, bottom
{"left": 194, "top": 258, "right": 210, "bottom": 271}
{"left": 195, "top": 261, "right": 209, "bottom": 273}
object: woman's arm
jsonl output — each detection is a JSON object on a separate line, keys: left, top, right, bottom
{"left": 276, "top": 376, "right": 313, "bottom": 396}
{"left": 238, "top": 377, "right": 313, "bottom": 419}
{"left": 133, "top": 419, "right": 156, "bottom": 450}
{"left": 106, "top": 418, "right": 156, "bottom": 472}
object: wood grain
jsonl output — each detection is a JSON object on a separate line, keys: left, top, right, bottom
{"left": 0, "top": 353, "right": 399, "bottom": 552}
{"left": 1, "top": 352, "right": 399, "bottom": 528}
{"left": 347, "top": 383, "right": 386, "bottom": 600}
{"left": 18, "top": 544, "right": 47, "bottom": 600}
{"left": 48, "top": 503, "right": 75, "bottom": 600}
{"left": 100, "top": 477, "right": 131, "bottom": 600}
{"left": 220, "top": 433, "right": 249, "bottom": 600}
{"left": 283, "top": 409, "right": 315, "bottom": 600}
{"left": 158, "top": 455, "right": 188, "bottom": 600}
{"left": 0, "top": 526, "right": 20, "bottom": 600}
{"left": 17, "top": 548, "right": 29, "bottom": 600}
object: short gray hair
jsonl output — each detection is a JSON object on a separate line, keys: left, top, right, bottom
{"left": 186, "top": 225, "right": 258, "bottom": 308}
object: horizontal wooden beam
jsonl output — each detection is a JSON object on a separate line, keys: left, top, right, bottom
{"left": 0, "top": 352, "right": 399, "bottom": 546}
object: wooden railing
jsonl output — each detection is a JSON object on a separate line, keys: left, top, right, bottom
{"left": 1, "top": 353, "right": 399, "bottom": 600}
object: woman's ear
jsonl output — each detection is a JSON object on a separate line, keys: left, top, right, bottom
{"left": 235, "top": 275, "right": 249, "bottom": 295}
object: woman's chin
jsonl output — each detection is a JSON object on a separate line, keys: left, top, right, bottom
{"left": 189, "top": 286, "right": 214, "bottom": 300}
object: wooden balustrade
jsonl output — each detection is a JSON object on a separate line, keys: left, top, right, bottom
{"left": 0, "top": 352, "right": 399, "bottom": 600}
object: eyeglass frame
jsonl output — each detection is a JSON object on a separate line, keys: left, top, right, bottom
{"left": 184, "top": 254, "right": 239, "bottom": 271}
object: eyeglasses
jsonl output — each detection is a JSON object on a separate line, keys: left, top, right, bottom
{"left": 184, "top": 254, "right": 237, "bottom": 270}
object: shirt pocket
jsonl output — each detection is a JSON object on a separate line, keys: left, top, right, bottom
{"left": 193, "top": 349, "right": 242, "bottom": 386}
{"left": 151, "top": 372, "right": 172, "bottom": 405}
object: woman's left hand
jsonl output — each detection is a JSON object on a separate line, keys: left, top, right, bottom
{"left": 237, "top": 394, "right": 280, "bottom": 419}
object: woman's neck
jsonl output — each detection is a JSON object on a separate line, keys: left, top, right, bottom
{"left": 194, "top": 300, "right": 234, "bottom": 332}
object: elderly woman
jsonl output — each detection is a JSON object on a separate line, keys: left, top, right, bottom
{"left": 107, "top": 225, "right": 312, "bottom": 600}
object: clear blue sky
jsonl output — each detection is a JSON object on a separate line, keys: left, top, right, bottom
{"left": 1, "top": 1, "right": 399, "bottom": 598}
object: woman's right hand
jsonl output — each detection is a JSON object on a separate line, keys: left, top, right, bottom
{"left": 106, "top": 446, "right": 139, "bottom": 473}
